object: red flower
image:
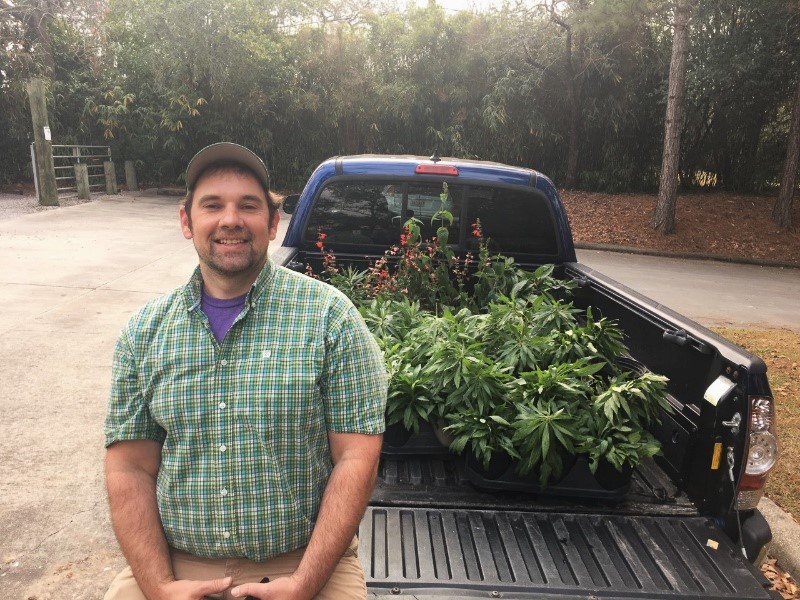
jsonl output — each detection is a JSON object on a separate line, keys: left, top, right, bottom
{"left": 315, "top": 241, "right": 323, "bottom": 249}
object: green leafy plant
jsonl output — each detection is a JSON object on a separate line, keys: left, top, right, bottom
{"left": 385, "top": 362, "right": 441, "bottom": 433}
{"left": 446, "top": 411, "right": 520, "bottom": 471}
{"left": 593, "top": 372, "right": 671, "bottom": 431}
{"left": 512, "top": 401, "right": 580, "bottom": 484}
{"left": 508, "top": 359, "right": 604, "bottom": 484}
{"left": 308, "top": 208, "right": 672, "bottom": 486}
{"left": 579, "top": 372, "right": 671, "bottom": 473}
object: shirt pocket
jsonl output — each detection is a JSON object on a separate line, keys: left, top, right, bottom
{"left": 234, "top": 343, "right": 322, "bottom": 423}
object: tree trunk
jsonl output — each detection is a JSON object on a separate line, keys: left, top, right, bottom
{"left": 652, "top": 0, "right": 693, "bottom": 234}
{"left": 773, "top": 77, "right": 800, "bottom": 229}
{"left": 564, "top": 111, "right": 581, "bottom": 189}
{"left": 564, "top": 51, "right": 585, "bottom": 190}
{"left": 562, "top": 10, "right": 586, "bottom": 190}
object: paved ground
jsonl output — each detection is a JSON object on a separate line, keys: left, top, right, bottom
{"left": 0, "top": 191, "right": 796, "bottom": 598}
{"left": 576, "top": 249, "right": 800, "bottom": 331}
{"left": 0, "top": 194, "right": 194, "bottom": 598}
{"left": 0, "top": 192, "right": 293, "bottom": 598}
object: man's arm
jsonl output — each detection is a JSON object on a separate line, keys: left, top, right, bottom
{"left": 106, "top": 440, "right": 232, "bottom": 600}
{"left": 232, "top": 431, "right": 382, "bottom": 600}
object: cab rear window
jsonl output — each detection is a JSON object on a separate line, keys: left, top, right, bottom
{"left": 304, "top": 180, "right": 558, "bottom": 256}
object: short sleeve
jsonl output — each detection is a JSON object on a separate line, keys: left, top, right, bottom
{"left": 322, "top": 300, "right": 388, "bottom": 434}
{"left": 104, "top": 328, "right": 166, "bottom": 447}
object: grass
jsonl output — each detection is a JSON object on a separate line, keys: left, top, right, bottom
{"left": 712, "top": 327, "right": 800, "bottom": 522}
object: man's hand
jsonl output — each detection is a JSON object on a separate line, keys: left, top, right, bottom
{"left": 230, "top": 576, "right": 309, "bottom": 600}
{"left": 154, "top": 576, "right": 233, "bottom": 600}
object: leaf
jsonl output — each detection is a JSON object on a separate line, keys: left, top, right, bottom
{"left": 541, "top": 426, "right": 551, "bottom": 458}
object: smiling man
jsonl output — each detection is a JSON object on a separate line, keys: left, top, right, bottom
{"left": 103, "top": 143, "right": 387, "bottom": 600}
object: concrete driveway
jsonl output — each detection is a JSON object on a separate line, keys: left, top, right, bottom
{"left": 0, "top": 192, "right": 794, "bottom": 597}
{"left": 576, "top": 249, "right": 800, "bottom": 331}
{"left": 0, "top": 192, "right": 289, "bottom": 598}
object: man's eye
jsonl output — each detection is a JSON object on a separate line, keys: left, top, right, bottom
{"left": 202, "top": 203, "right": 220, "bottom": 210}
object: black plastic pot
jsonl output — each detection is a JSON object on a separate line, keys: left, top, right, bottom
{"left": 594, "top": 458, "right": 634, "bottom": 490}
{"left": 381, "top": 420, "right": 451, "bottom": 457}
{"left": 464, "top": 452, "right": 632, "bottom": 501}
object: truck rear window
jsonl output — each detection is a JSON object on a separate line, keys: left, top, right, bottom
{"left": 304, "top": 181, "right": 558, "bottom": 256}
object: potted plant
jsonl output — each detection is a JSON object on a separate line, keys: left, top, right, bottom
{"left": 310, "top": 207, "right": 672, "bottom": 495}
{"left": 579, "top": 371, "right": 671, "bottom": 488}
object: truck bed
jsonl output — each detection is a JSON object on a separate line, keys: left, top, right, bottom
{"left": 360, "top": 456, "right": 778, "bottom": 599}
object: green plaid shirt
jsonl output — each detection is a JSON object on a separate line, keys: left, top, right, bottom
{"left": 104, "top": 260, "right": 387, "bottom": 560}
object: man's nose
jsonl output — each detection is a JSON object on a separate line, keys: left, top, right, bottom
{"left": 219, "top": 204, "right": 243, "bottom": 227}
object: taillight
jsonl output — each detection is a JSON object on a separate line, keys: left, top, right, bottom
{"left": 415, "top": 164, "right": 459, "bottom": 176}
{"left": 737, "top": 396, "right": 779, "bottom": 509}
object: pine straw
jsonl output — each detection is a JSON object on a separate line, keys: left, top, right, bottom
{"left": 562, "top": 191, "right": 800, "bottom": 266}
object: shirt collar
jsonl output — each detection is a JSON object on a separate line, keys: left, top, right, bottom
{"left": 184, "top": 260, "right": 276, "bottom": 313}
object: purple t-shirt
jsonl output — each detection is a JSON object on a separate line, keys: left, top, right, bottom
{"left": 201, "top": 288, "right": 247, "bottom": 343}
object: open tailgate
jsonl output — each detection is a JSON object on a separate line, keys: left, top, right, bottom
{"left": 360, "top": 455, "right": 778, "bottom": 599}
{"left": 359, "top": 507, "right": 776, "bottom": 599}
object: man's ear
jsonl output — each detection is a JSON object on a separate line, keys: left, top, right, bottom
{"left": 179, "top": 205, "right": 193, "bottom": 240}
{"left": 269, "top": 210, "right": 280, "bottom": 240}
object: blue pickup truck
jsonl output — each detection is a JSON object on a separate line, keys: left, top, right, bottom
{"left": 276, "top": 154, "right": 781, "bottom": 599}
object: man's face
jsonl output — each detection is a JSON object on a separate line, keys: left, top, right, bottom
{"left": 180, "top": 169, "right": 279, "bottom": 288}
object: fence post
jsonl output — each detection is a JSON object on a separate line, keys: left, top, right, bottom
{"left": 125, "top": 160, "right": 139, "bottom": 192}
{"left": 104, "top": 161, "right": 118, "bottom": 194}
{"left": 27, "top": 78, "right": 59, "bottom": 206}
{"left": 75, "top": 163, "right": 90, "bottom": 199}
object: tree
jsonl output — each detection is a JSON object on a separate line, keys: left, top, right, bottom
{"left": 0, "top": 0, "right": 107, "bottom": 181}
{"left": 680, "top": 1, "right": 800, "bottom": 193}
{"left": 652, "top": 0, "right": 692, "bottom": 234}
{"left": 542, "top": 0, "right": 589, "bottom": 189}
{"left": 773, "top": 77, "right": 800, "bottom": 229}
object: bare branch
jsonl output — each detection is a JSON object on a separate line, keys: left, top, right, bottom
{"left": 521, "top": 40, "right": 550, "bottom": 71}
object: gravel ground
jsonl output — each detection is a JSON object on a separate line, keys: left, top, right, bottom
{"left": 0, "top": 192, "right": 110, "bottom": 221}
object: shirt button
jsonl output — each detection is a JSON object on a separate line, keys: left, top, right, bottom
{"left": 221, "top": 488, "right": 228, "bottom": 496}
{"left": 220, "top": 359, "right": 228, "bottom": 366}
{"left": 219, "top": 402, "right": 226, "bottom": 409}
{"left": 219, "top": 444, "right": 227, "bottom": 452}
{"left": 223, "top": 531, "right": 231, "bottom": 539}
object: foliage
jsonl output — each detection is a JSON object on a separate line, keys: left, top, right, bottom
{"left": 683, "top": 0, "right": 800, "bottom": 193}
{"left": 579, "top": 371, "right": 670, "bottom": 472}
{"left": 508, "top": 359, "right": 604, "bottom": 483}
{"left": 310, "top": 214, "right": 673, "bottom": 486}
{"left": 2, "top": 0, "right": 798, "bottom": 195}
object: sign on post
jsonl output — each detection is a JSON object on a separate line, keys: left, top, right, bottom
{"left": 27, "top": 79, "right": 59, "bottom": 206}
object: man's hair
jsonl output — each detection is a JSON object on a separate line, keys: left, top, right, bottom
{"left": 183, "top": 161, "right": 281, "bottom": 221}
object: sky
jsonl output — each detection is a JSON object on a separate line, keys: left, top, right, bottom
{"left": 413, "top": 0, "right": 506, "bottom": 13}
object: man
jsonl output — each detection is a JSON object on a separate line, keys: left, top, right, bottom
{"left": 103, "top": 143, "right": 387, "bottom": 600}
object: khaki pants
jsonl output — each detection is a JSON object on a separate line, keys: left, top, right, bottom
{"left": 105, "top": 537, "right": 365, "bottom": 600}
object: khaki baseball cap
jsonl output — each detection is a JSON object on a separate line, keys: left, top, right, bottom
{"left": 185, "top": 142, "right": 270, "bottom": 191}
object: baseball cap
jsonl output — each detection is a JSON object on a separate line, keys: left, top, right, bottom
{"left": 185, "top": 142, "right": 270, "bottom": 191}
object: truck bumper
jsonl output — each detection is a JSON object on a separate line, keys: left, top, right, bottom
{"left": 741, "top": 509, "right": 772, "bottom": 565}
